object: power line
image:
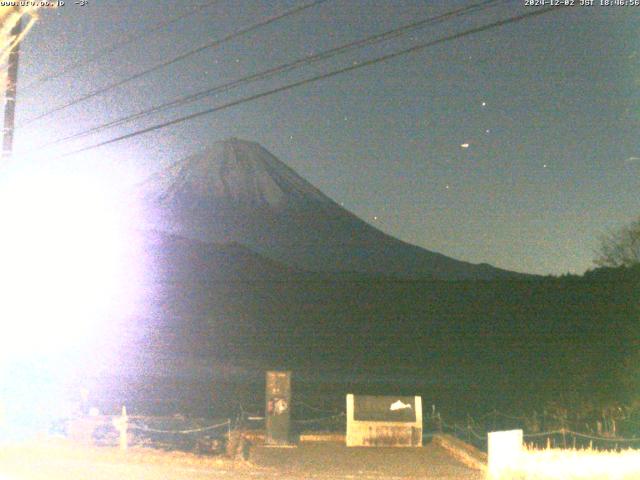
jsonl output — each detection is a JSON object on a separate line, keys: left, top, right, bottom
{"left": 62, "top": 5, "right": 564, "bottom": 158}
{"left": 22, "top": 0, "right": 223, "bottom": 91}
{"left": 19, "top": 0, "right": 330, "bottom": 127}
{"left": 30, "top": 0, "right": 507, "bottom": 152}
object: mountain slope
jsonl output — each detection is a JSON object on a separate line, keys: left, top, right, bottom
{"left": 139, "top": 229, "right": 296, "bottom": 283}
{"left": 138, "top": 138, "right": 520, "bottom": 280}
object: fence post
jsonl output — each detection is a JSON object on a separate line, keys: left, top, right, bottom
{"left": 112, "top": 405, "right": 128, "bottom": 451}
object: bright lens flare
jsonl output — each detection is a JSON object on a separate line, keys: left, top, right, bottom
{"left": 0, "top": 168, "right": 130, "bottom": 357}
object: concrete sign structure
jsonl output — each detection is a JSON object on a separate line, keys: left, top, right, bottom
{"left": 346, "top": 394, "right": 422, "bottom": 447}
{"left": 487, "top": 429, "right": 523, "bottom": 478}
{"left": 265, "top": 371, "right": 291, "bottom": 445}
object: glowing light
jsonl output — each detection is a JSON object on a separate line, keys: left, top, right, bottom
{"left": 461, "top": 143, "right": 470, "bottom": 148}
{"left": 0, "top": 166, "right": 138, "bottom": 358}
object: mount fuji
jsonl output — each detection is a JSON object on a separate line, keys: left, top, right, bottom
{"left": 137, "top": 138, "right": 518, "bottom": 280}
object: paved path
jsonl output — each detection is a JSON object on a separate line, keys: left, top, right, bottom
{"left": 0, "top": 440, "right": 484, "bottom": 479}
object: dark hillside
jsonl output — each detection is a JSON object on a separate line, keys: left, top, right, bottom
{"left": 105, "top": 251, "right": 639, "bottom": 417}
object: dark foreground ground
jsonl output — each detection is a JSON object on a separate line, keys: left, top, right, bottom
{"left": 0, "top": 439, "right": 483, "bottom": 479}
{"left": 251, "top": 442, "right": 483, "bottom": 479}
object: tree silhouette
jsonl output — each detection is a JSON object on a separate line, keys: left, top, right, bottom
{"left": 595, "top": 218, "right": 640, "bottom": 268}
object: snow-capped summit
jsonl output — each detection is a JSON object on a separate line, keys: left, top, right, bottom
{"left": 138, "top": 138, "right": 518, "bottom": 280}
{"left": 143, "top": 138, "right": 331, "bottom": 210}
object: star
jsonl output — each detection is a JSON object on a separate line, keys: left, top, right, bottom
{"left": 481, "top": 101, "right": 487, "bottom": 107}
{"left": 461, "top": 143, "right": 470, "bottom": 149}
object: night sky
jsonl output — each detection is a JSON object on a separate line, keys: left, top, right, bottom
{"left": 11, "top": 0, "right": 640, "bottom": 275}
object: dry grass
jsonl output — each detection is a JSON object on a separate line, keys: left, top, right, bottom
{"left": 496, "top": 445, "right": 640, "bottom": 480}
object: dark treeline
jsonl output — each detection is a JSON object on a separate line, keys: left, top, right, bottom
{"left": 109, "top": 251, "right": 640, "bottom": 419}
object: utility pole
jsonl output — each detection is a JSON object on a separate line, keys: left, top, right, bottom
{"left": 2, "top": 17, "right": 22, "bottom": 160}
